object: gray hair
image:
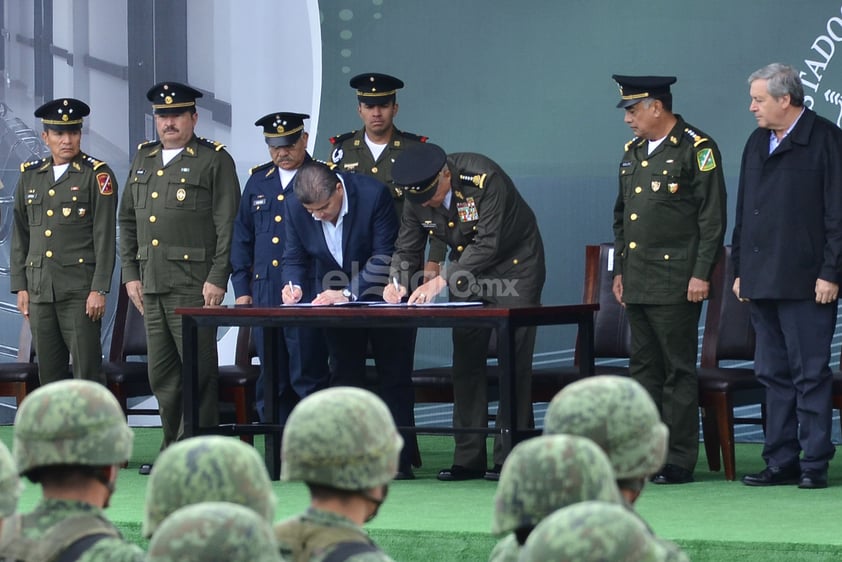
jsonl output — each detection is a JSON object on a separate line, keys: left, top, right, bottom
{"left": 293, "top": 161, "right": 340, "bottom": 205}
{"left": 748, "top": 63, "right": 804, "bottom": 107}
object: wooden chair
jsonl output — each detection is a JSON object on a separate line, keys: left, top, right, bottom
{"left": 697, "top": 246, "right": 765, "bottom": 481}
{"left": 0, "top": 319, "right": 40, "bottom": 406}
{"left": 104, "top": 284, "right": 260, "bottom": 442}
{"left": 412, "top": 243, "right": 631, "bottom": 406}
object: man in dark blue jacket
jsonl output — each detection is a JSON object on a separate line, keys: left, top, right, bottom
{"left": 281, "top": 161, "right": 416, "bottom": 479}
{"left": 733, "top": 63, "right": 842, "bottom": 490}
{"left": 230, "top": 112, "right": 329, "bottom": 423}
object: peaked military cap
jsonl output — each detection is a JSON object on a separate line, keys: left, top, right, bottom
{"left": 392, "top": 142, "right": 447, "bottom": 203}
{"left": 350, "top": 72, "right": 404, "bottom": 104}
{"left": 147, "top": 81, "right": 203, "bottom": 114}
{"left": 34, "top": 98, "right": 90, "bottom": 131}
{"left": 612, "top": 74, "right": 676, "bottom": 108}
{"left": 254, "top": 112, "right": 308, "bottom": 147}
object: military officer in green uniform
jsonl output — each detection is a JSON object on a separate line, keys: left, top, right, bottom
{"left": 611, "top": 75, "right": 727, "bottom": 484}
{"left": 118, "top": 82, "right": 241, "bottom": 471}
{"left": 10, "top": 98, "right": 116, "bottom": 385}
{"left": 329, "top": 72, "right": 445, "bottom": 278}
{"left": 385, "top": 143, "right": 545, "bottom": 482}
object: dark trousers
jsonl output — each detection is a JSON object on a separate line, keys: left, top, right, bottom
{"left": 29, "top": 297, "right": 104, "bottom": 384}
{"left": 750, "top": 299, "right": 836, "bottom": 470}
{"left": 325, "top": 327, "right": 416, "bottom": 468}
{"left": 626, "top": 302, "right": 702, "bottom": 472}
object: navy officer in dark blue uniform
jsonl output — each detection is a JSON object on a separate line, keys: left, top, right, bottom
{"left": 231, "top": 112, "right": 330, "bottom": 423}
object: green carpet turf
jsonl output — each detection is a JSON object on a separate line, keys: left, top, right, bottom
{"left": 2, "top": 426, "right": 842, "bottom": 561}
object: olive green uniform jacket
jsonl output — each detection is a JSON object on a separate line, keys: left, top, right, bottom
{"left": 330, "top": 128, "right": 446, "bottom": 264}
{"left": 0, "top": 498, "right": 143, "bottom": 562}
{"left": 612, "top": 115, "right": 726, "bottom": 303}
{"left": 275, "top": 507, "right": 393, "bottom": 562}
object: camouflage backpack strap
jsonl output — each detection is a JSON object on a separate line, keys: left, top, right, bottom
{"left": 28, "top": 515, "right": 119, "bottom": 562}
{"left": 276, "top": 518, "right": 370, "bottom": 562}
{"left": 321, "top": 541, "right": 381, "bottom": 562}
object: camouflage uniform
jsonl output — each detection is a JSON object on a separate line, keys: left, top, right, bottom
{"left": 520, "top": 501, "right": 678, "bottom": 562}
{"left": 0, "top": 379, "right": 140, "bottom": 561}
{"left": 147, "top": 501, "right": 282, "bottom": 562}
{"left": 0, "top": 441, "right": 20, "bottom": 517}
{"left": 489, "top": 435, "right": 621, "bottom": 562}
{"left": 143, "top": 435, "right": 275, "bottom": 537}
{"left": 543, "top": 375, "right": 668, "bottom": 480}
{"left": 275, "top": 387, "right": 401, "bottom": 561}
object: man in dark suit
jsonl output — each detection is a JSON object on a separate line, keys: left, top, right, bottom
{"left": 385, "top": 143, "right": 545, "bottom": 482}
{"left": 281, "top": 161, "right": 416, "bottom": 479}
{"left": 733, "top": 63, "right": 842, "bottom": 490}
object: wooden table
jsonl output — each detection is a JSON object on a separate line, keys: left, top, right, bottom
{"left": 177, "top": 303, "right": 598, "bottom": 479}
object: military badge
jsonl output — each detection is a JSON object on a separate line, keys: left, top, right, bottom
{"left": 454, "top": 190, "right": 465, "bottom": 201}
{"left": 331, "top": 147, "right": 344, "bottom": 163}
{"left": 651, "top": 181, "right": 661, "bottom": 192}
{"left": 78, "top": 208, "right": 86, "bottom": 217}
{"left": 176, "top": 188, "right": 187, "bottom": 202}
{"left": 668, "top": 182, "right": 679, "bottom": 193}
{"left": 185, "top": 146, "right": 195, "bottom": 155}
{"left": 96, "top": 173, "right": 113, "bottom": 195}
{"left": 62, "top": 207, "right": 72, "bottom": 217}
{"left": 343, "top": 162, "right": 359, "bottom": 171}
{"left": 457, "top": 197, "right": 479, "bottom": 222}
{"left": 72, "top": 162, "right": 81, "bottom": 170}
{"left": 696, "top": 148, "right": 716, "bottom": 171}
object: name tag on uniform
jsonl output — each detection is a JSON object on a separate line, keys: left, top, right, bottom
{"left": 252, "top": 195, "right": 267, "bottom": 208}
{"left": 457, "top": 197, "right": 479, "bottom": 222}
{"left": 421, "top": 220, "right": 439, "bottom": 234}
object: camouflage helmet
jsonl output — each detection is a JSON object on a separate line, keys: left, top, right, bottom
{"left": 521, "top": 501, "right": 674, "bottom": 562}
{"left": 281, "top": 386, "right": 403, "bottom": 490}
{"left": 491, "top": 434, "right": 621, "bottom": 536}
{"left": 0, "top": 440, "right": 21, "bottom": 516}
{"left": 544, "top": 375, "right": 668, "bottom": 479}
{"left": 13, "top": 379, "right": 133, "bottom": 475}
{"left": 143, "top": 435, "right": 276, "bottom": 538}
{"left": 146, "top": 501, "right": 282, "bottom": 562}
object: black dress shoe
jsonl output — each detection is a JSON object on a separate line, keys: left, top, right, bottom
{"left": 651, "top": 464, "right": 694, "bottom": 485}
{"left": 138, "top": 463, "right": 153, "bottom": 476}
{"left": 437, "top": 465, "right": 484, "bottom": 481}
{"left": 395, "top": 466, "right": 415, "bottom": 480}
{"left": 741, "top": 464, "right": 799, "bottom": 486}
{"left": 483, "top": 464, "right": 503, "bottom": 482}
{"left": 798, "top": 469, "right": 828, "bottom": 489}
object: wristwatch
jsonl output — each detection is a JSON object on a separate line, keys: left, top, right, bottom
{"left": 96, "top": 290, "right": 107, "bottom": 296}
{"left": 341, "top": 288, "right": 356, "bottom": 302}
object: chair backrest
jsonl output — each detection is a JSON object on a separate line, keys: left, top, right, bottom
{"left": 234, "top": 326, "right": 257, "bottom": 367}
{"left": 586, "top": 243, "right": 632, "bottom": 358}
{"left": 109, "top": 284, "right": 148, "bottom": 361}
{"left": 700, "top": 245, "right": 756, "bottom": 366}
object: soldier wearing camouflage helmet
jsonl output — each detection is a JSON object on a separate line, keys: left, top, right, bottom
{"left": 274, "top": 387, "right": 402, "bottom": 561}
{"left": 488, "top": 435, "right": 622, "bottom": 562}
{"left": 147, "top": 501, "right": 283, "bottom": 562}
{"left": 0, "top": 440, "right": 21, "bottom": 523}
{"left": 520, "top": 501, "right": 678, "bottom": 562}
{"left": 544, "top": 375, "right": 668, "bottom": 505}
{"left": 142, "top": 435, "right": 276, "bottom": 538}
{"left": 0, "top": 379, "right": 142, "bottom": 561}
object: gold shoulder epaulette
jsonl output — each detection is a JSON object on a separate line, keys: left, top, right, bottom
{"left": 684, "top": 128, "right": 709, "bottom": 148}
{"left": 137, "top": 139, "right": 160, "bottom": 151}
{"left": 20, "top": 158, "right": 46, "bottom": 172}
{"left": 459, "top": 172, "right": 487, "bottom": 189}
{"left": 249, "top": 161, "right": 274, "bottom": 176}
{"left": 197, "top": 137, "right": 225, "bottom": 151}
{"left": 329, "top": 131, "right": 356, "bottom": 146}
{"left": 80, "top": 153, "right": 107, "bottom": 170}
{"left": 624, "top": 137, "right": 641, "bottom": 152}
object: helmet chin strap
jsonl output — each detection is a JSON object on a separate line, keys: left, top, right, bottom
{"left": 361, "top": 484, "right": 389, "bottom": 522}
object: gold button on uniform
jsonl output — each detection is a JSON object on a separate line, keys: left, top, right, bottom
{"left": 428, "top": 230, "right": 434, "bottom": 236}
{"left": 513, "top": 258, "right": 519, "bottom": 265}
{"left": 152, "top": 239, "right": 159, "bottom": 247}
{"left": 630, "top": 213, "right": 638, "bottom": 221}
{"left": 149, "top": 216, "right": 157, "bottom": 223}
{"left": 72, "top": 196, "right": 77, "bottom": 202}
{"left": 46, "top": 209, "right": 53, "bottom": 216}
{"left": 272, "top": 259, "right": 279, "bottom": 267}
{"left": 635, "top": 186, "right": 642, "bottom": 194}
{"left": 157, "top": 170, "right": 164, "bottom": 176}
{"left": 272, "top": 237, "right": 280, "bottom": 244}
{"left": 152, "top": 191, "right": 159, "bottom": 199}
{"left": 78, "top": 258, "right": 84, "bottom": 263}
{"left": 277, "top": 194, "right": 284, "bottom": 201}
{"left": 456, "top": 245, "right": 464, "bottom": 252}
{"left": 629, "top": 242, "right": 637, "bottom": 249}
{"left": 448, "top": 221, "right": 455, "bottom": 228}
{"left": 45, "top": 250, "right": 53, "bottom": 258}
{"left": 274, "top": 215, "right": 282, "bottom": 223}
{"left": 183, "top": 254, "right": 189, "bottom": 260}
{"left": 641, "top": 161, "right": 648, "bottom": 168}
{"left": 45, "top": 230, "right": 52, "bottom": 237}
{"left": 371, "top": 166, "right": 378, "bottom": 174}
{"left": 48, "top": 189, "right": 55, "bottom": 196}
{"left": 664, "top": 254, "right": 670, "bottom": 260}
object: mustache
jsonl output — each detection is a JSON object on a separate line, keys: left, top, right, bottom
{"left": 163, "top": 126, "right": 180, "bottom": 133}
